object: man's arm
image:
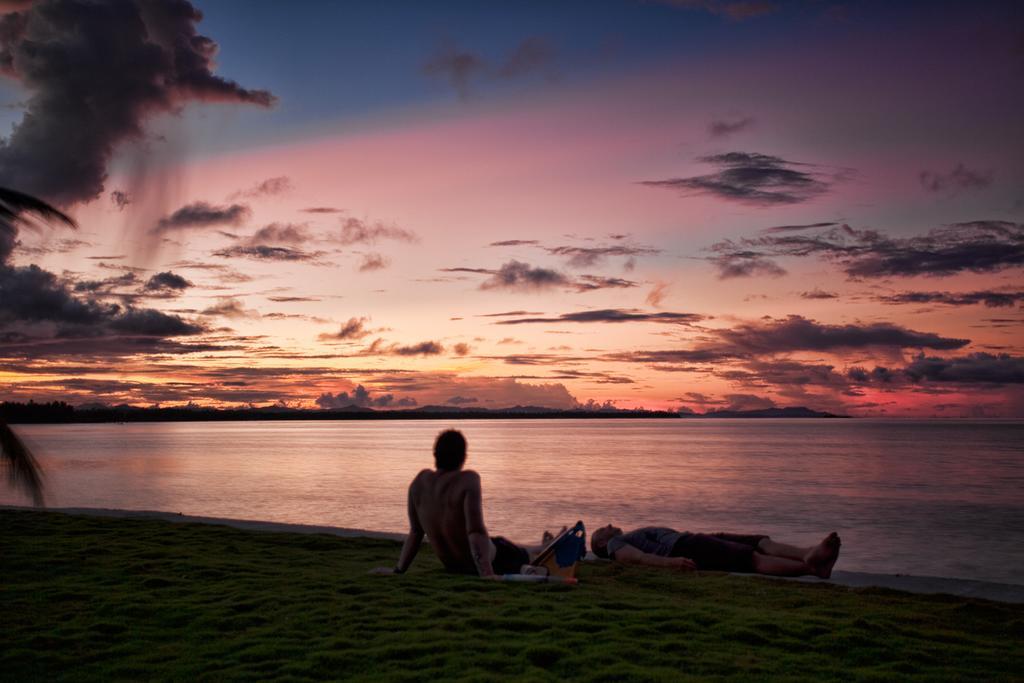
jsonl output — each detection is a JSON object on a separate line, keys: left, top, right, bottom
{"left": 372, "top": 478, "right": 424, "bottom": 575}
{"left": 612, "top": 544, "right": 697, "bottom": 571}
{"left": 395, "top": 480, "right": 425, "bottom": 573}
{"left": 462, "top": 472, "right": 495, "bottom": 577}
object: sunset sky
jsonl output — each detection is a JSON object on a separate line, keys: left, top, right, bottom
{"left": 1, "top": 0, "right": 1022, "bottom": 416}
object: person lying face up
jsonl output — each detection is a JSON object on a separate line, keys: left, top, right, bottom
{"left": 590, "top": 524, "right": 841, "bottom": 578}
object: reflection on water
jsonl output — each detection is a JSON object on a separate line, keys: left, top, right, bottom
{"left": 4, "top": 419, "right": 1023, "bottom": 584}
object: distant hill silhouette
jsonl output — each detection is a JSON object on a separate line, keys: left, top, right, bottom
{"left": 683, "top": 406, "right": 847, "bottom": 419}
{"left": 0, "top": 401, "right": 679, "bottom": 424}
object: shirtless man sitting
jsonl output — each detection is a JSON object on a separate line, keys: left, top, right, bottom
{"left": 590, "top": 524, "right": 841, "bottom": 578}
{"left": 373, "top": 429, "right": 532, "bottom": 577}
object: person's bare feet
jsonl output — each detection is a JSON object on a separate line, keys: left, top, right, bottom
{"left": 804, "top": 532, "right": 841, "bottom": 578}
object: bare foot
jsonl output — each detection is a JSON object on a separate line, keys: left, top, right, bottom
{"left": 804, "top": 532, "right": 841, "bottom": 579}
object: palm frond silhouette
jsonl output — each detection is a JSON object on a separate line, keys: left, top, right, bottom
{"left": 1, "top": 186, "right": 77, "bottom": 506}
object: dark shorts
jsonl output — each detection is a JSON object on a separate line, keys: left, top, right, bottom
{"left": 671, "top": 532, "right": 768, "bottom": 572}
{"left": 491, "top": 536, "right": 530, "bottom": 575}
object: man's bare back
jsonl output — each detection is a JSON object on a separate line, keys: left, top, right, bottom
{"left": 407, "top": 468, "right": 489, "bottom": 574}
{"left": 372, "top": 429, "right": 502, "bottom": 577}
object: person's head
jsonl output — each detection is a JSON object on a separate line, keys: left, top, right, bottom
{"left": 590, "top": 524, "right": 623, "bottom": 559}
{"left": 433, "top": 429, "right": 467, "bottom": 471}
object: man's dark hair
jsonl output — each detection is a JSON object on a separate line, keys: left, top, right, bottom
{"left": 434, "top": 429, "right": 467, "bottom": 471}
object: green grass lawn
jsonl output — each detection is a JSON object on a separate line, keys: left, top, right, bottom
{"left": 2, "top": 511, "right": 1023, "bottom": 681}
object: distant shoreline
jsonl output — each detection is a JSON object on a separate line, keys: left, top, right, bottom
{"left": 4, "top": 408, "right": 683, "bottom": 424}
{"left": 1, "top": 402, "right": 847, "bottom": 424}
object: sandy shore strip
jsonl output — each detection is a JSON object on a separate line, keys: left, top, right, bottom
{"left": 5, "top": 505, "right": 1022, "bottom": 604}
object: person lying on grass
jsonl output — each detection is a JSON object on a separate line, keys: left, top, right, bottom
{"left": 372, "top": 429, "right": 548, "bottom": 578}
{"left": 589, "top": 525, "right": 841, "bottom": 578}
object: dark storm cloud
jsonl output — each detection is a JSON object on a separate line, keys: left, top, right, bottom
{"left": 877, "top": 290, "right": 1024, "bottom": 308}
{"left": 708, "top": 116, "right": 754, "bottom": 138}
{"left": 0, "top": 0, "right": 275, "bottom": 207}
{"left": 641, "top": 152, "right": 834, "bottom": 206}
{"left": 544, "top": 245, "right": 659, "bottom": 268}
{"left": 2, "top": 264, "right": 119, "bottom": 325}
{"left": 335, "top": 218, "right": 418, "bottom": 246}
{"left": 812, "top": 221, "right": 1023, "bottom": 278}
{"left": 447, "top": 395, "right": 478, "bottom": 405}
{"left": 706, "top": 221, "right": 1024, "bottom": 279}
{"left": 0, "top": 263, "right": 203, "bottom": 352}
{"left": 315, "top": 384, "right": 418, "bottom": 409}
{"left": 229, "top": 176, "right": 292, "bottom": 200}
{"left": 919, "top": 163, "right": 993, "bottom": 193}
{"left": 847, "top": 354, "right": 1024, "bottom": 386}
{"left": 604, "top": 316, "right": 968, "bottom": 373}
{"left": 107, "top": 307, "right": 202, "bottom": 336}
{"left": 700, "top": 356, "right": 1024, "bottom": 409}
{"left": 212, "top": 245, "right": 324, "bottom": 262}
{"left": 902, "top": 353, "right": 1024, "bottom": 385}
{"left": 144, "top": 271, "right": 192, "bottom": 291}
{"left": 721, "top": 359, "right": 849, "bottom": 388}
{"left": 717, "top": 315, "right": 968, "bottom": 353}
{"left": 156, "top": 202, "right": 251, "bottom": 231}
{"left": 318, "top": 317, "right": 370, "bottom": 341}
{"left": 0, "top": 336, "right": 225, "bottom": 362}
{"left": 496, "top": 309, "right": 704, "bottom": 325}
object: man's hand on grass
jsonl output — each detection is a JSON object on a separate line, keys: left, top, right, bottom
{"left": 368, "top": 567, "right": 399, "bottom": 575}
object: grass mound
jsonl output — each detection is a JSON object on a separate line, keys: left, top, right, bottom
{"left": 2, "top": 510, "right": 1022, "bottom": 681}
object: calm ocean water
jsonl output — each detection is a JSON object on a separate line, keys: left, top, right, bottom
{"left": 3, "top": 419, "right": 1022, "bottom": 585}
